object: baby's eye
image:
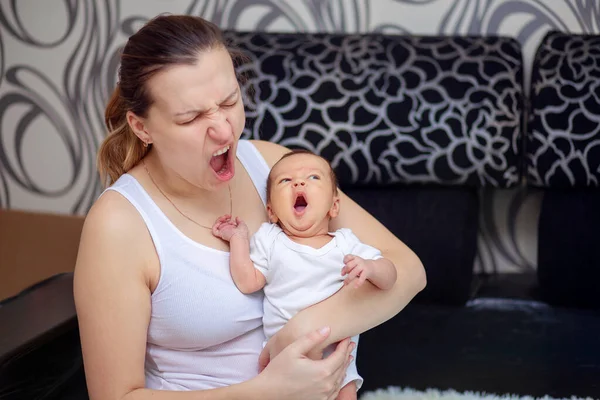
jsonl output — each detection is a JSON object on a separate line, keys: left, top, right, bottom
{"left": 308, "top": 174, "right": 320, "bottom": 180}
{"left": 280, "top": 178, "right": 291, "bottom": 183}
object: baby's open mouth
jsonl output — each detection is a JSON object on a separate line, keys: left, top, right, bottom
{"left": 210, "top": 145, "right": 230, "bottom": 175}
{"left": 294, "top": 193, "right": 308, "bottom": 213}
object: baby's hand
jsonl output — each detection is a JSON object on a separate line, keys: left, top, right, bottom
{"left": 212, "top": 215, "right": 249, "bottom": 242}
{"left": 341, "top": 255, "right": 374, "bottom": 288}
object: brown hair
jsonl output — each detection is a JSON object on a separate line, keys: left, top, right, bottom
{"left": 266, "top": 149, "right": 339, "bottom": 202}
{"left": 97, "top": 14, "right": 247, "bottom": 186}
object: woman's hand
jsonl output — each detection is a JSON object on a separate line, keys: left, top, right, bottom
{"left": 255, "top": 327, "right": 355, "bottom": 400}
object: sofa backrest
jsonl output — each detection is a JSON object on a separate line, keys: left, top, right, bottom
{"left": 226, "top": 32, "right": 525, "bottom": 188}
{"left": 225, "top": 31, "right": 525, "bottom": 305}
{"left": 527, "top": 31, "right": 600, "bottom": 309}
{"left": 527, "top": 31, "right": 600, "bottom": 188}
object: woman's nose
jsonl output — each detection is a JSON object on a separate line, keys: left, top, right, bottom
{"left": 206, "top": 111, "right": 231, "bottom": 142}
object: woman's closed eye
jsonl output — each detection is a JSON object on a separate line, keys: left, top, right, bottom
{"left": 221, "top": 100, "right": 238, "bottom": 109}
{"left": 178, "top": 102, "right": 237, "bottom": 125}
{"left": 179, "top": 115, "right": 199, "bottom": 125}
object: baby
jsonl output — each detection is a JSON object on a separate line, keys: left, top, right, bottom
{"left": 212, "top": 149, "right": 397, "bottom": 400}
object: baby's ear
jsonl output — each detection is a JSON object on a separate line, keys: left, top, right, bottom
{"left": 329, "top": 196, "right": 340, "bottom": 218}
{"left": 267, "top": 204, "right": 278, "bottom": 223}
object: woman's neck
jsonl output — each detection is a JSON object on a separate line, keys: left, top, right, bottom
{"left": 142, "top": 151, "right": 232, "bottom": 211}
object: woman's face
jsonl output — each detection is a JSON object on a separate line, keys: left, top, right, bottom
{"left": 141, "top": 46, "right": 245, "bottom": 191}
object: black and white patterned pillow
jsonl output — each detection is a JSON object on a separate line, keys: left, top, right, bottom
{"left": 225, "top": 32, "right": 524, "bottom": 187}
{"left": 527, "top": 31, "right": 600, "bottom": 188}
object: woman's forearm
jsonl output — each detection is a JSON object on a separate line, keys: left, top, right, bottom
{"left": 122, "top": 379, "right": 266, "bottom": 400}
{"left": 281, "top": 248, "right": 425, "bottom": 349}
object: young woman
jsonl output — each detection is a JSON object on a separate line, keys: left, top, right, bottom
{"left": 74, "top": 14, "right": 426, "bottom": 400}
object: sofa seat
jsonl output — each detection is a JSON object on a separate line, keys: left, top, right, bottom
{"left": 357, "top": 298, "right": 600, "bottom": 399}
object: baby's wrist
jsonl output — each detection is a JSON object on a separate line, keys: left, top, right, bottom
{"left": 230, "top": 231, "right": 249, "bottom": 242}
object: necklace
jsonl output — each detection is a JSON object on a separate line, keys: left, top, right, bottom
{"left": 142, "top": 159, "right": 232, "bottom": 230}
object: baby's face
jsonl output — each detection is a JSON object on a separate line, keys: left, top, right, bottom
{"left": 268, "top": 153, "right": 338, "bottom": 236}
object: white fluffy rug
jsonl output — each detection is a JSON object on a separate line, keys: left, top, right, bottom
{"left": 359, "top": 387, "right": 595, "bottom": 400}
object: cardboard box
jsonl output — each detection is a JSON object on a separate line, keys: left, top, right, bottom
{"left": 0, "top": 208, "right": 85, "bottom": 302}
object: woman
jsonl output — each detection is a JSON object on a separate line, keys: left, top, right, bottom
{"left": 73, "top": 14, "right": 425, "bottom": 400}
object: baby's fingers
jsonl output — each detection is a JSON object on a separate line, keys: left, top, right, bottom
{"left": 215, "top": 214, "right": 231, "bottom": 224}
{"left": 211, "top": 222, "right": 223, "bottom": 236}
{"left": 341, "top": 263, "right": 355, "bottom": 276}
{"left": 354, "top": 271, "right": 368, "bottom": 288}
{"left": 344, "top": 265, "right": 362, "bottom": 285}
{"left": 343, "top": 254, "right": 355, "bottom": 263}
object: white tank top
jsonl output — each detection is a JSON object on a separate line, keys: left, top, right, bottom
{"left": 104, "top": 140, "right": 270, "bottom": 390}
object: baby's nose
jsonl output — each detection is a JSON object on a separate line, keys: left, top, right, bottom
{"left": 293, "top": 180, "right": 306, "bottom": 186}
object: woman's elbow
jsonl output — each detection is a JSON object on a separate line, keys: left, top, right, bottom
{"left": 411, "top": 253, "right": 427, "bottom": 292}
{"left": 401, "top": 251, "right": 426, "bottom": 294}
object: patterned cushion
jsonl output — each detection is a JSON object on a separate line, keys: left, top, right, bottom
{"left": 225, "top": 32, "right": 524, "bottom": 187}
{"left": 527, "top": 31, "right": 600, "bottom": 187}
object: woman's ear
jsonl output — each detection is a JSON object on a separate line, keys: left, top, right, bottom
{"left": 329, "top": 196, "right": 340, "bottom": 219}
{"left": 126, "top": 110, "right": 152, "bottom": 144}
{"left": 267, "top": 205, "right": 278, "bottom": 224}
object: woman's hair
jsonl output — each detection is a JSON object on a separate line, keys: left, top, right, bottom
{"left": 97, "top": 14, "right": 247, "bottom": 186}
{"left": 266, "top": 149, "right": 339, "bottom": 203}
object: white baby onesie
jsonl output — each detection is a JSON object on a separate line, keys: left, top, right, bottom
{"left": 250, "top": 222, "right": 383, "bottom": 390}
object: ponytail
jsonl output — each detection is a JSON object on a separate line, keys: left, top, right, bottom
{"left": 97, "top": 85, "right": 148, "bottom": 187}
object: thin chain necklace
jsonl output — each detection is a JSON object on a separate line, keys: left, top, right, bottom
{"left": 142, "top": 159, "right": 232, "bottom": 230}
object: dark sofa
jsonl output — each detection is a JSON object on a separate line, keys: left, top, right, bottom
{"left": 1, "top": 31, "right": 599, "bottom": 399}
{"left": 226, "top": 30, "right": 600, "bottom": 398}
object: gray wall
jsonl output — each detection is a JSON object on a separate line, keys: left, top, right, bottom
{"left": 1, "top": 0, "right": 598, "bottom": 273}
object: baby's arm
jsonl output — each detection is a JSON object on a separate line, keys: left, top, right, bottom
{"left": 212, "top": 215, "right": 266, "bottom": 294}
{"left": 342, "top": 255, "right": 397, "bottom": 290}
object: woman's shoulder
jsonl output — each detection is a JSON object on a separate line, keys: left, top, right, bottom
{"left": 83, "top": 186, "right": 149, "bottom": 252}
{"left": 247, "top": 140, "right": 291, "bottom": 168}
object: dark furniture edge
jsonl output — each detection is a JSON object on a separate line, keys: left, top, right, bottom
{"left": 0, "top": 273, "right": 77, "bottom": 366}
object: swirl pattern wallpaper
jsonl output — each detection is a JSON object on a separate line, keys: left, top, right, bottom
{"left": 1, "top": 0, "right": 598, "bottom": 273}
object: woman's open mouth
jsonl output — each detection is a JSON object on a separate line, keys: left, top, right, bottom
{"left": 210, "top": 145, "right": 234, "bottom": 181}
{"left": 293, "top": 193, "right": 308, "bottom": 215}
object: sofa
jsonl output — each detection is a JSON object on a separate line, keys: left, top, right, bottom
{"left": 1, "top": 30, "right": 599, "bottom": 399}
{"left": 226, "top": 30, "right": 600, "bottom": 398}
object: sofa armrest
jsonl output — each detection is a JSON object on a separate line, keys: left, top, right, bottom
{"left": 0, "top": 273, "right": 77, "bottom": 366}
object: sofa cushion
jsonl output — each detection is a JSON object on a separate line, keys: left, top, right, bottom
{"left": 527, "top": 31, "right": 600, "bottom": 187}
{"left": 537, "top": 190, "right": 600, "bottom": 309}
{"left": 344, "top": 186, "right": 478, "bottom": 305}
{"left": 226, "top": 32, "right": 524, "bottom": 188}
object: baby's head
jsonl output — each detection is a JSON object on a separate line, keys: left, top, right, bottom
{"left": 266, "top": 150, "right": 339, "bottom": 236}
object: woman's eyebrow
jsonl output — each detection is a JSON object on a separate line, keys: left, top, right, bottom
{"left": 174, "top": 88, "right": 239, "bottom": 117}
{"left": 220, "top": 88, "right": 239, "bottom": 103}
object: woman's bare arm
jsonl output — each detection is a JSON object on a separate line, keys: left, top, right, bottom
{"left": 74, "top": 192, "right": 261, "bottom": 400}
{"left": 251, "top": 140, "right": 426, "bottom": 353}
